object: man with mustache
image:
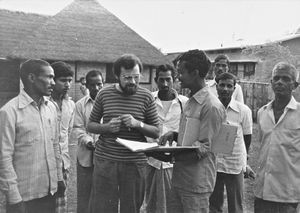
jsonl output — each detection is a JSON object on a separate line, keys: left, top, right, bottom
{"left": 50, "top": 61, "right": 75, "bottom": 213}
{"left": 73, "top": 70, "right": 103, "bottom": 213}
{"left": 207, "top": 54, "right": 244, "bottom": 103}
{"left": 145, "top": 64, "right": 188, "bottom": 213}
{"left": 87, "top": 54, "right": 160, "bottom": 213}
{"left": 254, "top": 62, "right": 300, "bottom": 213}
{"left": 0, "top": 59, "right": 64, "bottom": 213}
{"left": 209, "top": 72, "right": 254, "bottom": 213}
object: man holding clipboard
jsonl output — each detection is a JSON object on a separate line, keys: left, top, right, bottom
{"left": 159, "top": 50, "right": 226, "bottom": 213}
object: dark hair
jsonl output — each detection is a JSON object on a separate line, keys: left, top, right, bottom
{"left": 113, "top": 54, "right": 143, "bottom": 77}
{"left": 215, "top": 72, "right": 237, "bottom": 86}
{"left": 51, "top": 61, "right": 74, "bottom": 80}
{"left": 174, "top": 49, "right": 211, "bottom": 78}
{"left": 20, "top": 59, "right": 51, "bottom": 85}
{"left": 86, "top": 70, "right": 103, "bottom": 85}
{"left": 214, "top": 54, "right": 230, "bottom": 66}
{"left": 155, "top": 64, "right": 176, "bottom": 82}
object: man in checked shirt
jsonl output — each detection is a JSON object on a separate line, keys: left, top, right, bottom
{"left": 0, "top": 59, "right": 65, "bottom": 213}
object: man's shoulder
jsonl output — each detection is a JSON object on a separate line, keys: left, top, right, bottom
{"left": 233, "top": 99, "right": 251, "bottom": 113}
{"left": 0, "top": 96, "right": 19, "bottom": 113}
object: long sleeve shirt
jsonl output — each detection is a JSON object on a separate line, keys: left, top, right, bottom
{"left": 254, "top": 96, "right": 300, "bottom": 203}
{"left": 0, "top": 90, "right": 63, "bottom": 204}
{"left": 173, "top": 87, "right": 226, "bottom": 193}
{"left": 50, "top": 97, "right": 75, "bottom": 170}
{"left": 73, "top": 96, "right": 99, "bottom": 167}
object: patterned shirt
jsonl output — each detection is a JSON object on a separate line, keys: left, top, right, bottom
{"left": 89, "top": 84, "right": 159, "bottom": 162}
{"left": 216, "top": 98, "right": 252, "bottom": 174}
{"left": 254, "top": 96, "right": 300, "bottom": 203}
{"left": 173, "top": 87, "right": 226, "bottom": 193}
{"left": 50, "top": 97, "right": 75, "bottom": 170}
{"left": 73, "top": 95, "right": 99, "bottom": 167}
{"left": 207, "top": 79, "right": 244, "bottom": 103}
{"left": 0, "top": 90, "right": 62, "bottom": 204}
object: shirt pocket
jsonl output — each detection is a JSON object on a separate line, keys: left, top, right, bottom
{"left": 16, "top": 122, "right": 38, "bottom": 146}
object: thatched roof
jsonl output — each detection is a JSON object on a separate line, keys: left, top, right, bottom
{"left": 0, "top": 9, "right": 48, "bottom": 58}
{"left": 8, "top": 0, "right": 167, "bottom": 65}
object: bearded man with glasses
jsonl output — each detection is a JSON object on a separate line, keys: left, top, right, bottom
{"left": 87, "top": 54, "right": 160, "bottom": 213}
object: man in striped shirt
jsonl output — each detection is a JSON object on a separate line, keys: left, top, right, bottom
{"left": 87, "top": 54, "right": 160, "bottom": 213}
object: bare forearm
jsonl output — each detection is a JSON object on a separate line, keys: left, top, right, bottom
{"left": 87, "top": 121, "right": 110, "bottom": 134}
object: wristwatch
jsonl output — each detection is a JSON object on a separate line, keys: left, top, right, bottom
{"left": 139, "top": 121, "right": 144, "bottom": 128}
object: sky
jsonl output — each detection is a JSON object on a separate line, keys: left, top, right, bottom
{"left": 0, "top": 0, "right": 300, "bottom": 53}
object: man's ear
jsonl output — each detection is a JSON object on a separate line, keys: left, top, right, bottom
{"left": 293, "top": 81, "right": 299, "bottom": 89}
{"left": 28, "top": 73, "right": 36, "bottom": 83}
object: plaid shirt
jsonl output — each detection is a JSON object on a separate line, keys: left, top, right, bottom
{"left": 0, "top": 90, "right": 63, "bottom": 204}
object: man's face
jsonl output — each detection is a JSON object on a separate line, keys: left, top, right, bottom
{"left": 217, "top": 79, "right": 235, "bottom": 101}
{"left": 177, "top": 62, "right": 193, "bottom": 89}
{"left": 156, "top": 71, "right": 174, "bottom": 92}
{"left": 118, "top": 64, "right": 140, "bottom": 95}
{"left": 87, "top": 75, "right": 103, "bottom": 100}
{"left": 32, "top": 65, "right": 55, "bottom": 96}
{"left": 271, "top": 69, "right": 297, "bottom": 97}
{"left": 53, "top": 76, "right": 73, "bottom": 96}
{"left": 214, "top": 59, "right": 229, "bottom": 78}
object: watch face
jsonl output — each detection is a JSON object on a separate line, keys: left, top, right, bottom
{"left": 140, "top": 122, "right": 144, "bottom": 128}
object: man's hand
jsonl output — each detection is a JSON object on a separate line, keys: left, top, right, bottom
{"left": 108, "top": 117, "right": 122, "bottom": 133}
{"left": 244, "top": 165, "right": 256, "bottom": 180}
{"left": 159, "top": 131, "right": 178, "bottom": 146}
{"left": 120, "top": 114, "right": 139, "bottom": 129}
{"left": 7, "top": 201, "right": 26, "bottom": 213}
{"left": 86, "top": 141, "right": 95, "bottom": 151}
{"left": 56, "top": 181, "right": 66, "bottom": 197}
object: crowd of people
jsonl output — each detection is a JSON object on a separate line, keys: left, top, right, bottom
{"left": 0, "top": 49, "right": 299, "bottom": 213}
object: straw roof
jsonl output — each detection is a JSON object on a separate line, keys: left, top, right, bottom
{"left": 7, "top": 0, "right": 167, "bottom": 65}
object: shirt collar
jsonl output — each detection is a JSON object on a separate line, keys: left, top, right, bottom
{"left": 264, "top": 96, "right": 298, "bottom": 111}
{"left": 192, "top": 87, "right": 209, "bottom": 105}
{"left": 152, "top": 89, "right": 179, "bottom": 100}
{"left": 83, "top": 95, "right": 94, "bottom": 106}
{"left": 18, "top": 89, "right": 48, "bottom": 109}
{"left": 227, "top": 98, "right": 239, "bottom": 112}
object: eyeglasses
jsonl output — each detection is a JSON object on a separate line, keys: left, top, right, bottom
{"left": 121, "top": 74, "right": 140, "bottom": 82}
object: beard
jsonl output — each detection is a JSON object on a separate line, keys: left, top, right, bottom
{"left": 119, "top": 82, "right": 138, "bottom": 95}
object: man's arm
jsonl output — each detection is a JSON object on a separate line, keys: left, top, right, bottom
{"left": 176, "top": 104, "right": 226, "bottom": 162}
{"left": 52, "top": 109, "right": 63, "bottom": 182}
{"left": 244, "top": 134, "right": 252, "bottom": 154}
{"left": 73, "top": 102, "right": 95, "bottom": 147}
{"left": 120, "top": 114, "right": 159, "bottom": 139}
{"left": 0, "top": 109, "right": 22, "bottom": 204}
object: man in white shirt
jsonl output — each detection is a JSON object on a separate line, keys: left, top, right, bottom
{"left": 209, "top": 72, "right": 254, "bottom": 213}
{"left": 145, "top": 64, "right": 188, "bottom": 213}
{"left": 207, "top": 54, "right": 244, "bottom": 103}
{"left": 254, "top": 62, "right": 300, "bottom": 213}
{"left": 73, "top": 70, "right": 103, "bottom": 213}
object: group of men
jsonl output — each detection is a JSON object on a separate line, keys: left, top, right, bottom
{"left": 0, "top": 49, "right": 299, "bottom": 213}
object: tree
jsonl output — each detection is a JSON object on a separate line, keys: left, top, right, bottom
{"left": 242, "top": 42, "right": 299, "bottom": 82}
